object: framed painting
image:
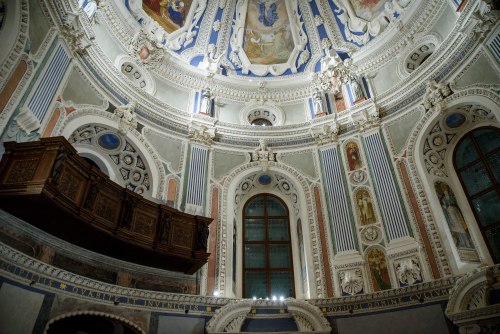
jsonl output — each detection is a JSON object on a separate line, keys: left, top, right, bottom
{"left": 230, "top": 0, "right": 309, "bottom": 76}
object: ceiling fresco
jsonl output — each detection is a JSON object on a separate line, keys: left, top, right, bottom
{"left": 127, "top": 0, "right": 414, "bottom": 78}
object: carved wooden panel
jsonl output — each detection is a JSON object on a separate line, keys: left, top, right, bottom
{"left": 133, "top": 211, "right": 156, "bottom": 237}
{"left": 5, "top": 158, "right": 39, "bottom": 184}
{"left": 57, "top": 167, "right": 84, "bottom": 202}
{"left": 171, "top": 223, "right": 193, "bottom": 249}
{"left": 94, "top": 192, "right": 119, "bottom": 223}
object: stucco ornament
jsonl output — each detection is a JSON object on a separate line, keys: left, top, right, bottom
{"left": 422, "top": 79, "right": 453, "bottom": 113}
{"left": 395, "top": 256, "right": 422, "bottom": 286}
{"left": 339, "top": 268, "right": 364, "bottom": 295}
{"left": 114, "top": 102, "right": 138, "bottom": 134}
{"left": 315, "top": 49, "right": 356, "bottom": 93}
{"left": 335, "top": 0, "right": 413, "bottom": 46}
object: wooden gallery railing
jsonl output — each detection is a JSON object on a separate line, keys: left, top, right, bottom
{"left": 0, "top": 137, "right": 211, "bottom": 274}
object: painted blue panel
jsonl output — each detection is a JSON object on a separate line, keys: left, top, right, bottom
{"left": 193, "top": 91, "right": 199, "bottom": 114}
{"left": 324, "top": 93, "right": 332, "bottom": 114}
{"left": 190, "top": 55, "right": 205, "bottom": 67}
{"left": 258, "top": 175, "right": 272, "bottom": 185}
{"left": 98, "top": 133, "right": 121, "bottom": 150}
{"left": 309, "top": 97, "right": 315, "bottom": 119}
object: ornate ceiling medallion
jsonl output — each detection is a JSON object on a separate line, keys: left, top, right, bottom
{"left": 229, "top": 0, "right": 309, "bottom": 76}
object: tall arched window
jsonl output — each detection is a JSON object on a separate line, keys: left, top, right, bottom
{"left": 243, "top": 194, "right": 294, "bottom": 298}
{"left": 454, "top": 127, "right": 500, "bottom": 263}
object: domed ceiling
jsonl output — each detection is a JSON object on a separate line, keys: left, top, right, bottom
{"left": 120, "top": 0, "right": 415, "bottom": 82}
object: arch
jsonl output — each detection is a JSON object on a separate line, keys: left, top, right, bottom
{"left": 216, "top": 162, "right": 326, "bottom": 299}
{"left": 44, "top": 310, "right": 145, "bottom": 334}
{"left": 408, "top": 87, "right": 500, "bottom": 274}
{"left": 58, "top": 108, "right": 166, "bottom": 199}
{"left": 205, "top": 299, "right": 331, "bottom": 334}
{"left": 77, "top": 147, "right": 115, "bottom": 179}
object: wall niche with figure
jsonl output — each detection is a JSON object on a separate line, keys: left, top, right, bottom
{"left": 345, "top": 141, "right": 364, "bottom": 171}
{"left": 435, "top": 181, "right": 479, "bottom": 263}
{"left": 366, "top": 247, "right": 392, "bottom": 292}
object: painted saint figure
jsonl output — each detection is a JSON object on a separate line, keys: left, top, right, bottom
{"left": 435, "top": 182, "right": 474, "bottom": 249}
{"left": 346, "top": 142, "right": 363, "bottom": 171}
{"left": 367, "top": 248, "right": 391, "bottom": 291}
{"left": 357, "top": 189, "right": 375, "bottom": 225}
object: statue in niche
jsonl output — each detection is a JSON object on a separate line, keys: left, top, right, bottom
{"left": 356, "top": 189, "right": 375, "bottom": 225}
{"left": 350, "top": 78, "right": 365, "bottom": 103}
{"left": 199, "top": 87, "right": 214, "bottom": 115}
{"left": 346, "top": 141, "right": 363, "bottom": 171}
{"left": 313, "top": 89, "right": 325, "bottom": 116}
{"left": 367, "top": 248, "right": 391, "bottom": 292}
{"left": 435, "top": 182, "right": 475, "bottom": 250}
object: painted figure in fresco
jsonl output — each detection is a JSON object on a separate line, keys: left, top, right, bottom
{"left": 166, "top": 0, "right": 185, "bottom": 26}
{"left": 367, "top": 248, "right": 391, "bottom": 291}
{"left": 436, "top": 182, "right": 474, "bottom": 249}
{"left": 357, "top": 190, "right": 375, "bottom": 225}
{"left": 258, "top": 1, "right": 278, "bottom": 27}
{"left": 346, "top": 142, "right": 363, "bottom": 171}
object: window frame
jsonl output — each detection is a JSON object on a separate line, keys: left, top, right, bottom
{"left": 242, "top": 193, "right": 295, "bottom": 298}
{"left": 453, "top": 126, "right": 500, "bottom": 263}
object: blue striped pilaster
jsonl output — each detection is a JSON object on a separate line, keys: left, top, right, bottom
{"left": 363, "top": 132, "right": 410, "bottom": 240}
{"left": 26, "top": 43, "right": 71, "bottom": 122}
{"left": 186, "top": 145, "right": 208, "bottom": 208}
{"left": 320, "top": 146, "right": 356, "bottom": 252}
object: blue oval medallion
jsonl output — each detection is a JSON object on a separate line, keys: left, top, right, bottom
{"left": 258, "top": 175, "right": 272, "bottom": 185}
{"left": 98, "top": 133, "right": 121, "bottom": 150}
{"left": 445, "top": 113, "right": 466, "bottom": 128}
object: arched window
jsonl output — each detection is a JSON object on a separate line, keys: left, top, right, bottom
{"left": 454, "top": 127, "right": 500, "bottom": 263}
{"left": 243, "top": 194, "right": 294, "bottom": 298}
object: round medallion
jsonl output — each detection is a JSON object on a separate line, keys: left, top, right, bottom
{"left": 123, "top": 154, "right": 134, "bottom": 165}
{"left": 258, "top": 175, "right": 272, "bottom": 185}
{"left": 361, "top": 226, "right": 381, "bottom": 244}
{"left": 350, "top": 170, "right": 366, "bottom": 184}
{"left": 98, "top": 133, "right": 121, "bottom": 150}
{"left": 429, "top": 153, "right": 439, "bottom": 164}
{"left": 432, "top": 135, "right": 444, "bottom": 147}
{"left": 445, "top": 113, "right": 466, "bottom": 128}
{"left": 139, "top": 47, "right": 150, "bottom": 60}
{"left": 132, "top": 171, "right": 142, "bottom": 182}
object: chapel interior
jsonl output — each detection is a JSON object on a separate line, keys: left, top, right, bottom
{"left": 0, "top": 0, "right": 499, "bottom": 333}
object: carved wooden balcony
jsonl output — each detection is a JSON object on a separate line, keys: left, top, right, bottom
{"left": 0, "top": 137, "right": 211, "bottom": 274}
